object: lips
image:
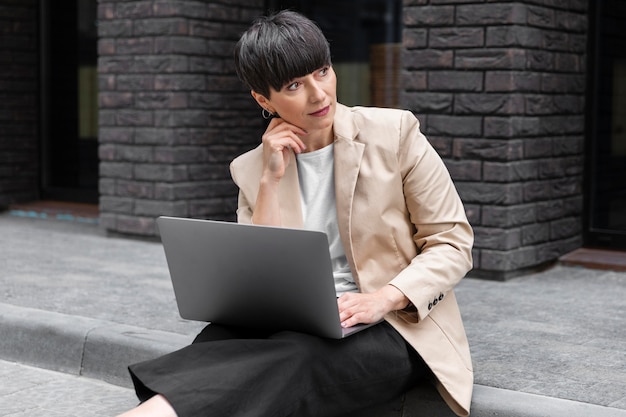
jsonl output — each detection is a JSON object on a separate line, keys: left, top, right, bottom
{"left": 309, "top": 105, "right": 330, "bottom": 117}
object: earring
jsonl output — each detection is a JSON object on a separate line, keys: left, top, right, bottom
{"left": 262, "top": 108, "right": 274, "bottom": 120}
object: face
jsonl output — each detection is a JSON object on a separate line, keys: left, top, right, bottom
{"left": 253, "top": 66, "right": 337, "bottom": 138}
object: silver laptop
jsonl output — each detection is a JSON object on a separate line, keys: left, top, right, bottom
{"left": 157, "top": 216, "right": 378, "bottom": 339}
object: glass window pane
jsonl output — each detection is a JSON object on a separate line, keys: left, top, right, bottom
{"left": 266, "top": 0, "right": 402, "bottom": 107}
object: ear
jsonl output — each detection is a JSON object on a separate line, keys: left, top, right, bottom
{"left": 251, "top": 90, "right": 273, "bottom": 113}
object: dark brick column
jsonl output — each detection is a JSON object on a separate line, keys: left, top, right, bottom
{"left": 0, "top": 0, "right": 40, "bottom": 208}
{"left": 97, "top": 0, "right": 264, "bottom": 236}
{"left": 401, "top": 1, "right": 588, "bottom": 278}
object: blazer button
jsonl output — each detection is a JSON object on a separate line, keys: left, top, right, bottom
{"left": 428, "top": 302, "right": 433, "bottom": 310}
{"left": 439, "top": 293, "right": 444, "bottom": 301}
{"left": 433, "top": 298, "right": 438, "bottom": 306}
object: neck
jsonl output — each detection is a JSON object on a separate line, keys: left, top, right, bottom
{"left": 303, "top": 126, "right": 334, "bottom": 152}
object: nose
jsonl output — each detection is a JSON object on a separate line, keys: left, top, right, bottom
{"left": 307, "top": 79, "right": 326, "bottom": 103}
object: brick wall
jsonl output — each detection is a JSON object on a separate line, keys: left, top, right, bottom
{"left": 96, "top": 0, "right": 590, "bottom": 276}
{"left": 0, "top": 0, "right": 40, "bottom": 208}
{"left": 401, "top": 1, "right": 588, "bottom": 278}
{"left": 97, "top": 0, "right": 264, "bottom": 236}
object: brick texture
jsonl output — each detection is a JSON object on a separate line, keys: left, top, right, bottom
{"left": 0, "top": 0, "right": 40, "bottom": 208}
{"left": 97, "top": 0, "right": 264, "bottom": 236}
{"left": 401, "top": 1, "right": 587, "bottom": 278}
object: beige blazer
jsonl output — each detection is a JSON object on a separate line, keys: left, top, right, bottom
{"left": 230, "top": 103, "right": 474, "bottom": 416}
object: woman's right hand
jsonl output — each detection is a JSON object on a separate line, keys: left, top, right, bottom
{"left": 251, "top": 117, "right": 307, "bottom": 226}
{"left": 261, "top": 117, "right": 307, "bottom": 182}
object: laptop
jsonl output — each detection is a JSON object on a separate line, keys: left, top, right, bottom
{"left": 156, "top": 216, "right": 379, "bottom": 339}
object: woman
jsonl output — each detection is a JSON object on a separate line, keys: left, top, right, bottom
{"left": 118, "top": 10, "right": 474, "bottom": 417}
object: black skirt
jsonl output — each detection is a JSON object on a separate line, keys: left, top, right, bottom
{"left": 129, "top": 322, "right": 428, "bottom": 417}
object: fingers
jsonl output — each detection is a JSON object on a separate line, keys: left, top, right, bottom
{"left": 260, "top": 119, "right": 307, "bottom": 180}
{"left": 337, "top": 293, "right": 385, "bottom": 328}
{"left": 263, "top": 118, "right": 307, "bottom": 154}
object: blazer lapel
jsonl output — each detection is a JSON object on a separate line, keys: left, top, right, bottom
{"left": 333, "top": 104, "right": 364, "bottom": 275}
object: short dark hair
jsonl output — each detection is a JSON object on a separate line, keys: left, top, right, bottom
{"left": 234, "top": 10, "right": 332, "bottom": 98}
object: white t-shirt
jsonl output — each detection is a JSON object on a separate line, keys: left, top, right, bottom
{"left": 296, "top": 143, "right": 358, "bottom": 296}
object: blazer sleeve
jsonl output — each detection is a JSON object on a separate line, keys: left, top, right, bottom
{"left": 389, "top": 111, "right": 474, "bottom": 323}
{"left": 230, "top": 143, "right": 269, "bottom": 225}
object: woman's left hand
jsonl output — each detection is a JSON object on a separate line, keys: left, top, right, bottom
{"left": 337, "top": 285, "right": 409, "bottom": 328}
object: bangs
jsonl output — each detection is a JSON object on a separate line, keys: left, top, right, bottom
{"left": 234, "top": 10, "right": 332, "bottom": 97}
{"left": 261, "top": 27, "right": 331, "bottom": 92}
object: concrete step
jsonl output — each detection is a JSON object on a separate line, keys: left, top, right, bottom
{"left": 3, "top": 302, "right": 626, "bottom": 417}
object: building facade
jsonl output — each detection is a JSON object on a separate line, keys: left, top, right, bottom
{"left": 1, "top": 0, "right": 624, "bottom": 279}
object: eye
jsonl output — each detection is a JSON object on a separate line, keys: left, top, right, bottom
{"left": 319, "top": 67, "right": 328, "bottom": 76}
{"left": 286, "top": 81, "right": 300, "bottom": 91}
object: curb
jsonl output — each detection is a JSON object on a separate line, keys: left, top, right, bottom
{"left": 468, "top": 386, "right": 626, "bottom": 417}
{"left": 1, "top": 302, "right": 625, "bottom": 417}
{"left": 0, "top": 302, "right": 193, "bottom": 387}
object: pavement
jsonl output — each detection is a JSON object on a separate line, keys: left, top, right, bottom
{"left": 0, "top": 211, "right": 625, "bottom": 416}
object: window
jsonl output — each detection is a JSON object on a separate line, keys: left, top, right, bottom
{"left": 40, "top": 0, "right": 98, "bottom": 202}
{"left": 266, "top": 0, "right": 402, "bottom": 107}
{"left": 587, "top": 0, "right": 626, "bottom": 248}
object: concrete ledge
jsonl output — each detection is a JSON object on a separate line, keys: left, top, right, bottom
{"left": 83, "top": 323, "right": 192, "bottom": 387}
{"left": 2, "top": 302, "right": 626, "bottom": 417}
{"left": 352, "top": 384, "right": 626, "bottom": 417}
{"left": 468, "top": 385, "right": 626, "bottom": 417}
{"left": 0, "top": 302, "right": 95, "bottom": 375}
{"left": 0, "top": 303, "right": 192, "bottom": 387}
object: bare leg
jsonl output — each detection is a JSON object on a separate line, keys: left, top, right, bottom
{"left": 116, "top": 394, "right": 177, "bottom": 417}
